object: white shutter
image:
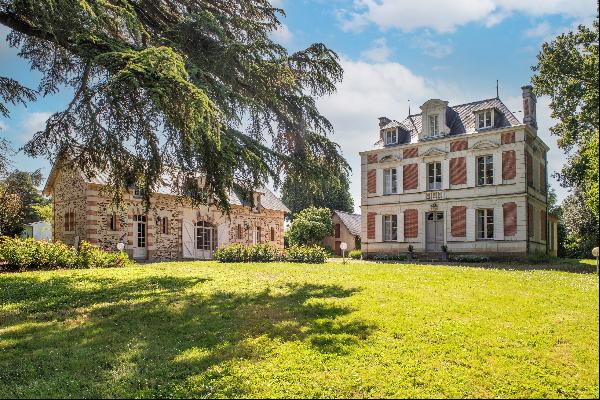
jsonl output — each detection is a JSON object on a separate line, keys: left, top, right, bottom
{"left": 442, "top": 159, "right": 450, "bottom": 190}
{"left": 376, "top": 169, "right": 384, "bottom": 196}
{"left": 418, "top": 163, "right": 426, "bottom": 192}
{"left": 493, "top": 152, "right": 502, "bottom": 186}
{"left": 466, "top": 156, "right": 476, "bottom": 187}
{"left": 466, "top": 208, "right": 476, "bottom": 242}
{"left": 396, "top": 211, "right": 404, "bottom": 242}
{"left": 375, "top": 214, "right": 383, "bottom": 242}
{"left": 182, "top": 220, "right": 195, "bottom": 258}
{"left": 397, "top": 166, "right": 403, "bottom": 194}
{"left": 494, "top": 205, "right": 504, "bottom": 241}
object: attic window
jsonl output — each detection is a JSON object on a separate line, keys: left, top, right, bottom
{"left": 477, "top": 110, "right": 493, "bottom": 129}
{"left": 429, "top": 115, "right": 440, "bottom": 137}
{"left": 133, "top": 186, "right": 144, "bottom": 198}
{"left": 384, "top": 129, "right": 397, "bottom": 145}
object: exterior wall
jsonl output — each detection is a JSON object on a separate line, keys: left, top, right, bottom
{"left": 322, "top": 214, "right": 359, "bottom": 255}
{"left": 52, "top": 167, "right": 88, "bottom": 246}
{"left": 360, "top": 125, "right": 549, "bottom": 258}
{"left": 50, "top": 169, "right": 285, "bottom": 261}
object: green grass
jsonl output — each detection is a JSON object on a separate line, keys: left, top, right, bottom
{"left": 1, "top": 261, "right": 598, "bottom": 398}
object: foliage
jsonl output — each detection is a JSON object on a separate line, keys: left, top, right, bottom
{"left": 287, "top": 206, "right": 333, "bottom": 245}
{"left": 214, "top": 243, "right": 280, "bottom": 263}
{"left": 284, "top": 244, "right": 328, "bottom": 264}
{"left": 282, "top": 171, "right": 354, "bottom": 218}
{"left": 0, "top": 182, "right": 23, "bottom": 236}
{"left": 0, "top": 138, "right": 13, "bottom": 176}
{"left": 532, "top": 17, "right": 599, "bottom": 217}
{"left": 0, "top": 261, "right": 598, "bottom": 397}
{"left": 0, "top": 169, "right": 50, "bottom": 226}
{"left": 0, "top": 0, "right": 348, "bottom": 212}
{"left": 32, "top": 203, "right": 53, "bottom": 223}
{"left": 0, "top": 237, "right": 132, "bottom": 271}
{"left": 448, "top": 255, "right": 490, "bottom": 263}
{"left": 348, "top": 249, "right": 361, "bottom": 259}
{"left": 561, "top": 187, "right": 599, "bottom": 258}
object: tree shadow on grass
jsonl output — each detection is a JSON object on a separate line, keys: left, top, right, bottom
{"left": 0, "top": 274, "right": 374, "bottom": 398}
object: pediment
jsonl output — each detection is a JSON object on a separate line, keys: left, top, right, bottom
{"left": 420, "top": 147, "right": 447, "bottom": 158}
{"left": 379, "top": 154, "right": 401, "bottom": 163}
{"left": 471, "top": 140, "right": 499, "bottom": 150}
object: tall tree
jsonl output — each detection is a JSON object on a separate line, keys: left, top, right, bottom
{"left": 0, "top": 182, "right": 23, "bottom": 236}
{"left": 531, "top": 16, "right": 599, "bottom": 217}
{"left": 0, "top": 138, "right": 12, "bottom": 176}
{"left": 561, "top": 186, "right": 599, "bottom": 258}
{"left": 1, "top": 169, "right": 50, "bottom": 225}
{"left": 0, "top": 0, "right": 348, "bottom": 211}
{"left": 282, "top": 172, "right": 354, "bottom": 218}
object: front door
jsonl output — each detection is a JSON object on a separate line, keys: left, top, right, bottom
{"left": 334, "top": 240, "right": 341, "bottom": 256}
{"left": 196, "top": 221, "right": 216, "bottom": 259}
{"left": 426, "top": 211, "right": 444, "bottom": 252}
{"left": 133, "top": 215, "right": 147, "bottom": 259}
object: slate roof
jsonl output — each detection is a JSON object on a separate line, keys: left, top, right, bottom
{"left": 379, "top": 97, "right": 521, "bottom": 147}
{"left": 44, "top": 162, "right": 289, "bottom": 213}
{"left": 334, "top": 210, "right": 361, "bottom": 237}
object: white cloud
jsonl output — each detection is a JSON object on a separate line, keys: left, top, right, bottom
{"left": 360, "top": 37, "right": 393, "bottom": 62}
{"left": 20, "top": 111, "right": 52, "bottom": 143}
{"left": 412, "top": 37, "right": 454, "bottom": 58}
{"left": 525, "top": 21, "right": 551, "bottom": 38}
{"left": 270, "top": 23, "right": 293, "bottom": 45}
{"left": 339, "top": 0, "right": 597, "bottom": 33}
{"left": 318, "top": 57, "right": 460, "bottom": 212}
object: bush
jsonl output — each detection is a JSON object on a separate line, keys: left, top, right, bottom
{"left": 0, "top": 237, "right": 132, "bottom": 271}
{"left": 214, "top": 243, "right": 280, "bottom": 263}
{"left": 349, "top": 249, "right": 361, "bottom": 259}
{"left": 449, "top": 254, "right": 489, "bottom": 263}
{"left": 284, "top": 245, "right": 328, "bottom": 264}
{"left": 287, "top": 207, "right": 333, "bottom": 245}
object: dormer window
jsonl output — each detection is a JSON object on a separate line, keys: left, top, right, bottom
{"left": 133, "top": 186, "right": 145, "bottom": 198}
{"left": 429, "top": 115, "right": 440, "bottom": 137}
{"left": 477, "top": 110, "right": 493, "bottom": 129}
{"left": 384, "top": 129, "right": 397, "bottom": 145}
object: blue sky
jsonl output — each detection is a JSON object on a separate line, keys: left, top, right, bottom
{"left": 0, "top": 0, "right": 597, "bottom": 212}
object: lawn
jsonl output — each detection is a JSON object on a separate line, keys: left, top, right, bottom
{"left": 1, "top": 261, "right": 598, "bottom": 398}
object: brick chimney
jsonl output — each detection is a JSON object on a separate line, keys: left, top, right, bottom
{"left": 378, "top": 116, "right": 391, "bottom": 129}
{"left": 521, "top": 85, "right": 537, "bottom": 130}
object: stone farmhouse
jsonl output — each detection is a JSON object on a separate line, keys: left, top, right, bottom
{"left": 322, "top": 210, "right": 361, "bottom": 255}
{"left": 43, "top": 162, "right": 289, "bottom": 261}
{"left": 360, "top": 85, "right": 558, "bottom": 258}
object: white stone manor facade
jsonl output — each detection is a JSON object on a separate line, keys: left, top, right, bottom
{"left": 360, "top": 85, "right": 553, "bottom": 258}
{"left": 43, "top": 162, "right": 288, "bottom": 261}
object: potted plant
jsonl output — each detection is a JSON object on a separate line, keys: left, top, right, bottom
{"left": 441, "top": 244, "right": 449, "bottom": 261}
{"left": 407, "top": 244, "right": 414, "bottom": 261}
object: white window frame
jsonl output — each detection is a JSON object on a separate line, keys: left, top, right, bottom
{"left": 383, "top": 214, "right": 397, "bottom": 241}
{"left": 384, "top": 129, "right": 398, "bottom": 145}
{"left": 477, "top": 110, "right": 493, "bottom": 129}
{"left": 427, "top": 162, "right": 442, "bottom": 190}
{"left": 383, "top": 168, "right": 397, "bottom": 195}
{"left": 476, "top": 154, "right": 494, "bottom": 186}
{"left": 429, "top": 115, "right": 440, "bottom": 137}
{"left": 477, "top": 209, "right": 494, "bottom": 240}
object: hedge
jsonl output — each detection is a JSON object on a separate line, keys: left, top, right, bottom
{"left": 214, "top": 243, "right": 328, "bottom": 264}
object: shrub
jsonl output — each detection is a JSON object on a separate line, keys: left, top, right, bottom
{"left": 214, "top": 243, "right": 280, "bottom": 263}
{"left": 287, "top": 207, "right": 333, "bottom": 245}
{"left": 449, "top": 254, "right": 489, "bottom": 263}
{"left": 0, "top": 237, "right": 132, "bottom": 271}
{"left": 349, "top": 249, "right": 361, "bottom": 259}
{"left": 284, "top": 244, "right": 328, "bottom": 264}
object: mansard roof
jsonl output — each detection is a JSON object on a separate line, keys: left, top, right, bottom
{"left": 399, "top": 97, "right": 520, "bottom": 138}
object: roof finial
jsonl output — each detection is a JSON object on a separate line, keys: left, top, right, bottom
{"left": 496, "top": 80, "right": 499, "bottom": 99}
{"left": 408, "top": 99, "right": 411, "bottom": 116}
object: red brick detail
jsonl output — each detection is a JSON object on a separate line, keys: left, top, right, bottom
{"left": 403, "top": 164, "right": 418, "bottom": 190}
{"left": 403, "top": 147, "right": 418, "bottom": 158}
{"left": 502, "top": 150, "right": 516, "bottom": 180}
{"left": 449, "top": 157, "right": 466, "bottom": 185}
{"left": 450, "top": 139, "right": 468, "bottom": 152}
{"left": 451, "top": 206, "right": 466, "bottom": 237}
{"left": 86, "top": 229, "right": 97, "bottom": 235}
{"left": 541, "top": 210, "right": 547, "bottom": 241}
{"left": 528, "top": 202, "right": 534, "bottom": 238}
{"left": 404, "top": 209, "right": 418, "bottom": 238}
{"left": 367, "top": 170, "right": 377, "bottom": 194}
{"left": 501, "top": 131, "right": 515, "bottom": 144}
{"left": 539, "top": 162, "right": 546, "bottom": 194}
{"left": 526, "top": 151, "right": 533, "bottom": 187}
{"left": 367, "top": 212, "right": 376, "bottom": 239}
{"left": 367, "top": 154, "right": 378, "bottom": 164}
{"left": 503, "top": 202, "right": 517, "bottom": 237}
{"left": 86, "top": 210, "right": 98, "bottom": 216}
{"left": 86, "top": 201, "right": 97, "bottom": 206}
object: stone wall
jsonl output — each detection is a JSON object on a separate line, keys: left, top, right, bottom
{"left": 52, "top": 167, "right": 88, "bottom": 247}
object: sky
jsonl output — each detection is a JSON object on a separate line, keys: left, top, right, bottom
{"left": 0, "top": 0, "right": 597, "bottom": 213}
